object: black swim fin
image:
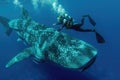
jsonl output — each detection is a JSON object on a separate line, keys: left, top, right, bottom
{"left": 94, "top": 31, "right": 105, "bottom": 43}
{"left": 88, "top": 15, "right": 96, "bottom": 26}
{"left": 0, "top": 16, "right": 12, "bottom": 36}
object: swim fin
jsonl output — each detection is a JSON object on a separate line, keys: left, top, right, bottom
{"left": 95, "top": 31, "right": 105, "bottom": 43}
{"left": 88, "top": 15, "right": 96, "bottom": 26}
{"left": 0, "top": 16, "right": 12, "bottom": 36}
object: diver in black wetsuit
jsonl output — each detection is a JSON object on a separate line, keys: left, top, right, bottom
{"left": 53, "top": 14, "right": 105, "bottom": 43}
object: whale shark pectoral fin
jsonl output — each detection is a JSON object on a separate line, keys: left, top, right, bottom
{"left": 5, "top": 47, "right": 35, "bottom": 68}
{"left": 17, "top": 37, "right": 28, "bottom": 46}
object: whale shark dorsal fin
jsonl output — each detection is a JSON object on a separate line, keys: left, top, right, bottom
{"left": 5, "top": 47, "right": 35, "bottom": 68}
{"left": 20, "top": 6, "right": 31, "bottom": 20}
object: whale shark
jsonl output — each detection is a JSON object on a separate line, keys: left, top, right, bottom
{"left": 0, "top": 6, "right": 97, "bottom": 71}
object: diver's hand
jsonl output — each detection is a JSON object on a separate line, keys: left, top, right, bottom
{"left": 53, "top": 23, "right": 57, "bottom": 26}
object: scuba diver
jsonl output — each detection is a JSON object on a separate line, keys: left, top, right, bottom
{"left": 53, "top": 14, "right": 105, "bottom": 43}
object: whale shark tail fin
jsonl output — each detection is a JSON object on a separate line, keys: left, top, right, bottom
{"left": 0, "top": 16, "right": 13, "bottom": 36}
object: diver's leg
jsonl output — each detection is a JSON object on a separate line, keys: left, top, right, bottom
{"left": 71, "top": 24, "right": 94, "bottom": 32}
{"left": 82, "top": 15, "right": 96, "bottom": 26}
{"left": 79, "top": 17, "right": 85, "bottom": 27}
{"left": 80, "top": 28, "right": 105, "bottom": 43}
{"left": 71, "top": 25, "right": 105, "bottom": 43}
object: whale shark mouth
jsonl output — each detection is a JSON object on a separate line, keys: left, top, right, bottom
{"left": 78, "top": 55, "right": 97, "bottom": 71}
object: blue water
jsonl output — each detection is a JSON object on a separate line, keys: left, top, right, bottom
{"left": 0, "top": 0, "right": 120, "bottom": 80}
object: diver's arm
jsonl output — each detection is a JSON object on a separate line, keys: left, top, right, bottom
{"left": 53, "top": 22, "right": 61, "bottom": 26}
{"left": 58, "top": 25, "right": 65, "bottom": 31}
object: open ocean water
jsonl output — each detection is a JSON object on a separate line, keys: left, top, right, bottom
{"left": 0, "top": 0, "right": 120, "bottom": 80}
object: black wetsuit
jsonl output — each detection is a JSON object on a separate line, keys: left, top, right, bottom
{"left": 69, "top": 17, "right": 94, "bottom": 32}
